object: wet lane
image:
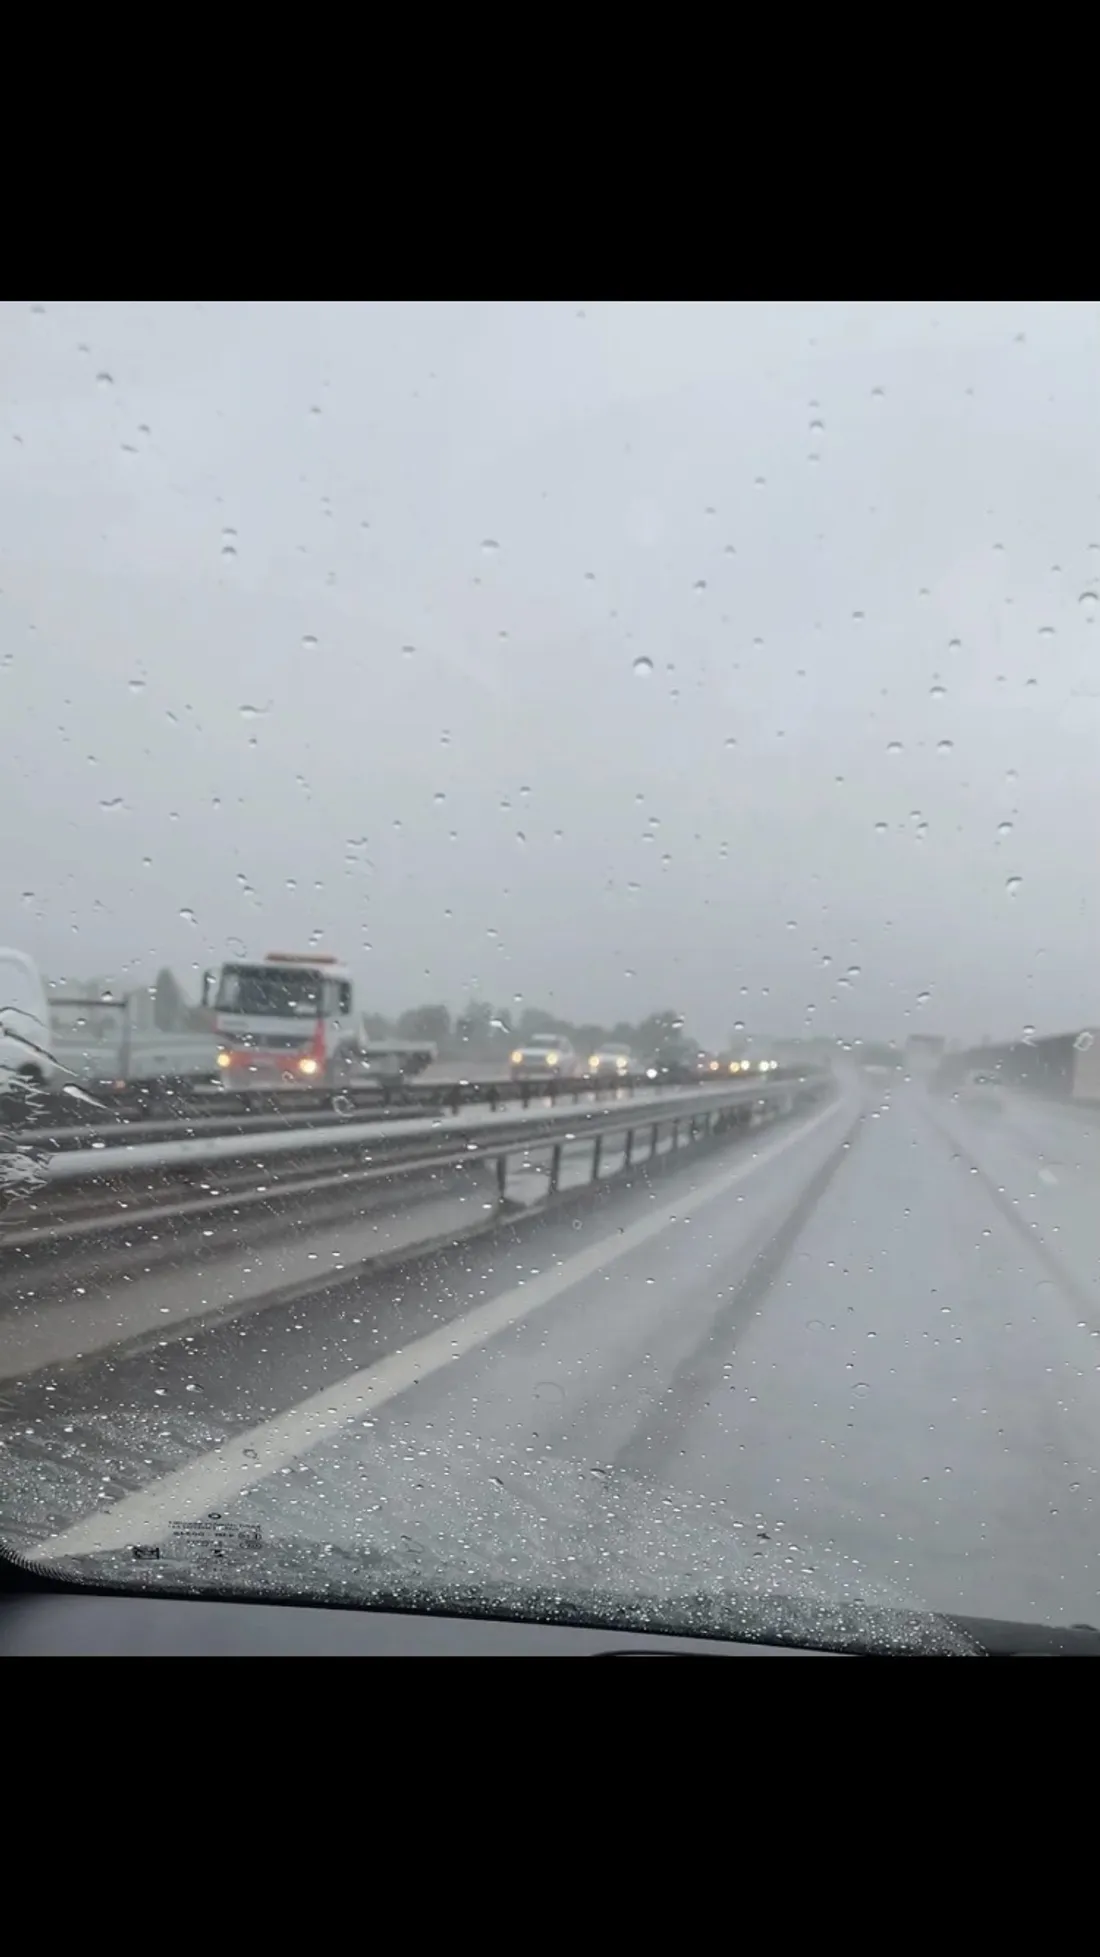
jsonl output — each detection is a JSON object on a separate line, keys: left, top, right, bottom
{"left": 13, "top": 1075, "right": 1100, "bottom": 1634}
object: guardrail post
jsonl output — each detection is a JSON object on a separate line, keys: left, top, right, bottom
{"left": 549, "top": 1143, "right": 562, "bottom": 1195}
{"left": 623, "top": 1127, "right": 633, "bottom": 1168}
{"left": 496, "top": 1154, "right": 508, "bottom": 1201}
{"left": 118, "top": 995, "right": 134, "bottom": 1081}
{"left": 591, "top": 1134, "right": 603, "bottom": 1182}
{"left": 671, "top": 1119, "right": 680, "bottom": 1150}
{"left": 650, "top": 1121, "right": 660, "bottom": 1158}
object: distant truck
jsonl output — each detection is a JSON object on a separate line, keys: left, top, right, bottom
{"left": 203, "top": 953, "right": 435, "bottom": 1088}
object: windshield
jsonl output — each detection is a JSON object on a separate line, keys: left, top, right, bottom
{"left": 215, "top": 966, "right": 322, "bottom": 1018}
{"left": 1, "top": 301, "right": 1098, "bottom": 1654}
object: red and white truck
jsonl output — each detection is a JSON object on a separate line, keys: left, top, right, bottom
{"left": 203, "top": 953, "right": 435, "bottom": 1087}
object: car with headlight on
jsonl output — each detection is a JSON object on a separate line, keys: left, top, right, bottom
{"left": 509, "top": 1033, "right": 580, "bottom": 1080}
{"left": 584, "top": 1043, "right": 636, "bottom": 1080}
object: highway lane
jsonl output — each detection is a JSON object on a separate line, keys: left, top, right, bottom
{"left": 8, "top": 1071, "right": 1100, "bottom": 1637}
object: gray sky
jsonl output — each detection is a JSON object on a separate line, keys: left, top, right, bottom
{"left": 2, "top": 299, "right": 1097, "bottom": 1046}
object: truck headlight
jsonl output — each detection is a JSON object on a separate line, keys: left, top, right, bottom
{"left": 216, "top": 1051, "right": 232, "bottom": 1069}
{"left": 511, "top": 1050, "right": 523, "bottom": 1065}
{"left": 298, "top": 1056, "right": 319, "bottom": 1076}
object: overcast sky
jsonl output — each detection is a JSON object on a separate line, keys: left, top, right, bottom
{"left": 1, "top": 299, "right": 1097, "bottom": 1046}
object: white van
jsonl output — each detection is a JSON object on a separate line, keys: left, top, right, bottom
{"left": 0, "top": 949, "right": 59, "bottom": 1089}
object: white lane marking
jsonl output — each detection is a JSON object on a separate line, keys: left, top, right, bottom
{"left": 30, "top": 1094, "right": 849, "bottom": 1561}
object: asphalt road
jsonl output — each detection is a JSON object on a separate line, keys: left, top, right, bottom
{"left": 5, "top": 1070, "right": 1100, "bottom": 1638}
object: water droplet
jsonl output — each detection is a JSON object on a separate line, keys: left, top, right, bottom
{"left": 936, "top": 738, "right": 954, "bottom": 756}
{"left": 929, "top": 683, "right": 946, "bottom": 701}
{"left": 301, "top": 634, "right": 318, "bottom": 650}
{"left": 433, "top": 791, "right": 446, "bottom": 805}
{"left": 874, "top": 820, "right": 888, "bottom": 834}
{"left": 1080, "top": 590, "right": 1098, "bottom": 616}
{"left": 239, "top": 704, "right": 263, "bottom": 720}
{"left": 997, "top": 820, "right": 1013, "bottom": 841}
{"left": 916, "top": 990, "right": 930, "bottom": 1006}
{"left": 632, "top": 655, "right": 654, "bottom": 680}
{"left": 853, "top": 1382, "right": 870, "bottom": 1397}
{"left": 179, "top": 907, "right": 197, "bottom": 925}
{"left": 1074, "top": 1030, "right": 1094, "bottom": 1052}
{"left": 221, "top": 541, "right": 237, "bottom": 559}
{"left": 692, "top": 578, "right": 707, "bottom": 593}
{"left": 1038, "top": 625, "right": 1055, "bottom": 640}
{"left": 95, "top": 370, "right": 113, "bottom": 387}
{"left": 128, "top": 676, "right": 145, "bottom": 694}
{"left": 1005, "top": 876, "right": 1022, "bottom": 898}
{"left": 847, "top": 964, "right": 861, "bottom": 980}
{"left": 481, "top": 538, "right": 500, "bottom": 554}
{"left": 886, "top": 740, "right": 903, "bottom": 755}
{"left": 99, "top": 797, "right": 125, "bottom": 813}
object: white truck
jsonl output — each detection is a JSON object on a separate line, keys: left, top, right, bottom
{"left": 202, "top": 953, "right": 435, "bottom": 1088}
{"left": 0, "top": 948, "right": 62, "bottom": 1090}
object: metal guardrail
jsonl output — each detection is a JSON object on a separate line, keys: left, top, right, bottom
{"left": 4, "top": 1064, "right": 814, "bottom": 1147}
{"left": 0, "top": 1070, "right": 831, "bottom": 1254}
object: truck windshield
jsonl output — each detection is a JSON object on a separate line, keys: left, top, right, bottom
{"left": 215, "top": 966, "right": 322, "bottom": 1017}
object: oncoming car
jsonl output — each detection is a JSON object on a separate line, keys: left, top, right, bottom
{"left": 585, "top": 1043, "right": 635, "bottom": 1078}
{"left": 509, "top": 1033, "right": 580, "bottom": 1080}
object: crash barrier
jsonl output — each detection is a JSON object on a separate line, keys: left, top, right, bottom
{"left": 0, "top": 1070, "right": 832, "bottom": 1253}
{"left": 3, "top": 1066, "right": 816, "bottom": 1152}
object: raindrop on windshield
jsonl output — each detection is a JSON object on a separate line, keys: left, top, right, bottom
{"left": 886, "top": 740, "right": 903, "bottom": 755}
{"left": 997, "top": 821, "right": 1013, "bottom": 840}
{"left": 632, "top": 655, "right": 654, "bottom": 680}
{"left": 1005, "top": 876, "right": 1022, "bottom": 898}
{"left": 179, "top": 907, "right": 197, "bottom": 925}
{"left": 1080, "top": 590, "right": 1098, "bottom": 617}
{"left": 95, "top": 371, "right": 113, "bottom": 387}
{"left": 1074, "top": 1030, "right": 1094, "bottom": 1052}
{"left": 481, "top": 538, "right": 500, "bottom": 554}
{"left": 929, "top": 683, "right": 946, "bottom": 701}
{"left": 936, "top": 738, "right": 954, "bottom": 755}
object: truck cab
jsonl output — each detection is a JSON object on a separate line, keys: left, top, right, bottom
{"left": 205, "top": 953, "right": 357, "bottom": 1087}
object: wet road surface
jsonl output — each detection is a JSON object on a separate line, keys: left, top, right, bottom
{"left": 6, "top": 1072, "right": 1099, "bottom": 1635}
